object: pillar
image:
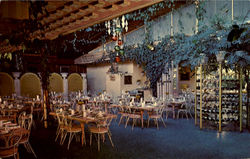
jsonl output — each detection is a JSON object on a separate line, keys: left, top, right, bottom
{"left": 37, "top": 72, "right": 43, "bottom": 100}
{"left": 81, "top": 73, "right": 87, "bottom": 95}
{"left": 162, "top": 74, "right": 167, "bottom": 100}
{"left": 61, "top": 73, "right": 68, "bottom": 101}
{"left": 12, "top": 72, "right": 21, "bottom": 96}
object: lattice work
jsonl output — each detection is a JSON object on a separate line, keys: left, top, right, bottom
{"left": 30, "top": 0, "right": 164, "bottom": 40}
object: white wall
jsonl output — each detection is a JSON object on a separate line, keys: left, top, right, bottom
{"left": 87, "top": 62, "right": 148, "bottom": 96}
{"left": 87, "top": 64, "right": 110, "bottom": 94}
{"left": 120, "top": 63, "right": 148, "bottom": 92}
{"left": 106, "top": 73, "right": 122, "bottom": 97}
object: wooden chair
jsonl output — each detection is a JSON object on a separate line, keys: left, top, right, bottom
{"left": 54, "top": 111, "right": 66, "bottom": 144}
{"left": 19, "top": 114, "right": 37, "bottom": 158}
{"left": 88, "top": 116, "right": 114, "bottom": 151}
{"left": 61, "top": 114, "right": 82, "bottom": 150}
{"left": 164, "top": 99, "right": 177, "bottom": 119}
{"left": 0, "top": 129, "right": 23, "bottom": 159}
{"left": 147, "top": 106, "right": 166, "bottom": 129}
{"left": 117, "top": 106, "right": 129, "bottom": 126}
{"left": 177, "top": 100, "right": 193, "bottom": 119}
{"left": 125, "top": 107, "right": 141, "bottom": 130}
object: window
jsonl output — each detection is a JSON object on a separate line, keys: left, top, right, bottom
{"left": 124, "top": 75, "right": 132, "bottom": 85}
{"left": 179, "top": 67, "right": 190, "bottom": 81}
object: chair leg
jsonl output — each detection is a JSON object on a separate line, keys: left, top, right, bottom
{"left": 118, "top": 115, "right": 123, "bottom": 125}
{"left": 155, "top": 119, "right": 159, "bottom": 130}
{"left": 24, "top": 143, "right": 31, "bottom": 153}
{"left": 90, "top": 133, "right": 92, "bottom": 146}
{"left": 189, "top": 111, "right": 193, "bottom": 119}
{"left": 16, "top": 152, "right": 19, "bottom": 159}
{"left": 147, "top": 117, "right": 150, "bottom": 128}
{"left": 61, "top": 131, "right": 67, "bottom": 145}
{"left": 166, "top": 111, "right": 169, "bottom": 119}
{"left": 102, "top": 134, "right": 105, "bottom": 143}
{"left": 55, "top": 128, "right": 62, "bottom": 142}
{"left": 125, "top": 117, "right": 130, "bottom": 128}
{"left": 185, "top": 111, "right": 189, "bottom": 120}
{"left": 177, "top": 111, "right": 180, "bottom": 119}
{"left": 107, "top": 132, "right": 114, "bottom": 148}
{"left": 27, "top": 142, "right": 37, "bottom": 158}
{"left": 97, "top": 134, "right": 100, "bottom": 151}
{"left": 67, "top": 132, "right": 73, "bottom": 150}
{"left": 161, "top": 117, "right": 166, "bottom": 128}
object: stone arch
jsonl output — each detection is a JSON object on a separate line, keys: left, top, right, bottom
{"left": 0, "top": 72, "right": 14, "bottom": 96}
{"left": 49, "top": 73, "right": 63, "bottom": 93}
{"left": 68, "top": 73, "right": 82, "bottom": 93}
{"left": 20, "top": 73, "right": 41, "bottom": 98}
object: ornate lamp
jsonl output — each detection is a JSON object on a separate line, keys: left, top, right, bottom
{"left": 216, "top": 51, "right": 226, "bottom": 63}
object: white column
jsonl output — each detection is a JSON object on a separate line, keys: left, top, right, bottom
{"left": 37, "top": 72, "right": 43, "bottom": 100}
{"left": 162, "top": 74, "right": 166, "bottom": 100}
{"left": 12, "top": 72, "right": 21, "bottom": 96}
{"left": 176, "top": 65, "right": 179, "bottom": 95}
{"left": 157, "top": 81, "right": 160, "bottom": 98}
{"left": 170, "top": 62, "right": 174, "bottom": 97}
{"left": 61, "top": 73, "right": 68, "bottom": 101}
{"left": 80, "top": 73, "right": 87, "bottom": 95}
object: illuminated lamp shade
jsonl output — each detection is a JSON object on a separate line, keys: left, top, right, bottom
{"left": 115, "top": 27, "right": 121, "bottom": 32}
{"left": 114, "top": 45, "right": 120, "bottom": 51}
{"left": 119, "top": 49, "right": 125, "bottom": 56}
{"left": 216, "top": 51, "right": 226, "bottom": 63}
{"left": 118, "top": 40, "right": 123, "bottom": 46}
{"left": 115, "top": 56, "right": 121, "bottom": 63}
{"left": 112, "top": 36, "right": 118, "bottom": 41}
{"left": 147, "top": 44, "right": 154, "bottom": 51}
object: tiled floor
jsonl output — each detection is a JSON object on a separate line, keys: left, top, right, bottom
{"left": 21, "top": 118, "right": 250, "bottom": 159}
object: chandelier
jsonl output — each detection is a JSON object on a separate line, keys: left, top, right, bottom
{"left": 105, "top": 15, "right": 128, "bottom": 62}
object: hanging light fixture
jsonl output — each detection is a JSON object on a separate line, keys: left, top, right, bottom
{"left": 105, "top": 15, "right": 128, "bottom": 62}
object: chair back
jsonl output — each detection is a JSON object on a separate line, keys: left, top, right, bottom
{"left": 18, "top": 111, "right": 26, "bottom": 126}
{"left": 0, "top": 129, "right": 22, "bottom": 154}
{"left": 96, "top": 115, "right": 113, "bottom": 129}
{"left": 20, "top": 114, "right": 33, "bottom": 131}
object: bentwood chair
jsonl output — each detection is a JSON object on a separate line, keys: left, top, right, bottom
{"left": 177, "top": 99, "right": 193, "bottom": 119}
{"left": 55, "top": 111, "right": 66, "bottom": 144}
{"left": 147, "top": 106, "right": 166, "bottom": 129}
{"left": 88, "top": 116, "right": 114, "bottom": 151}
{"left": 125, "top": 107, "right": 141, "bottom": 130}
{"left": 61, "top": 114, "right": 82, "bottom": 150}
{"left": 0, "top": 129, "right": 23, "bottom": 159}
{"left": 19, "top": 114, "right": 37, "bottom": 158}
{"left": 117, "top": 106, "right": 129, "bottom": 126}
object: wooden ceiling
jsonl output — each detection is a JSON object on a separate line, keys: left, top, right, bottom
{"left": 0, "top": 0, "right": 187, "bottom": 55}
{"left": 31, "top": 0, "right": 165, "bottom": 40}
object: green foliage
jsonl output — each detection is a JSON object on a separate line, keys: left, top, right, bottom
{"left": 96, "top": 22, "right": 249, "bottom": 92}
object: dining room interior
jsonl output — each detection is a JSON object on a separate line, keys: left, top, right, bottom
{"left": 0, "top": 0, "right": 249, "bottom": 159}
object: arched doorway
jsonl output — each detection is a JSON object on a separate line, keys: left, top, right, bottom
{"left": 20, "top": 73, "right": 41, "bottom": 98}
{"left": 0, "top": 72, "right": 14, "bottom": 96}
{"left": 49, "top": 73, "right": 63, "bottom": 93}
{"left": 68, "top": 73, "right": 83, "bottom": 93}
